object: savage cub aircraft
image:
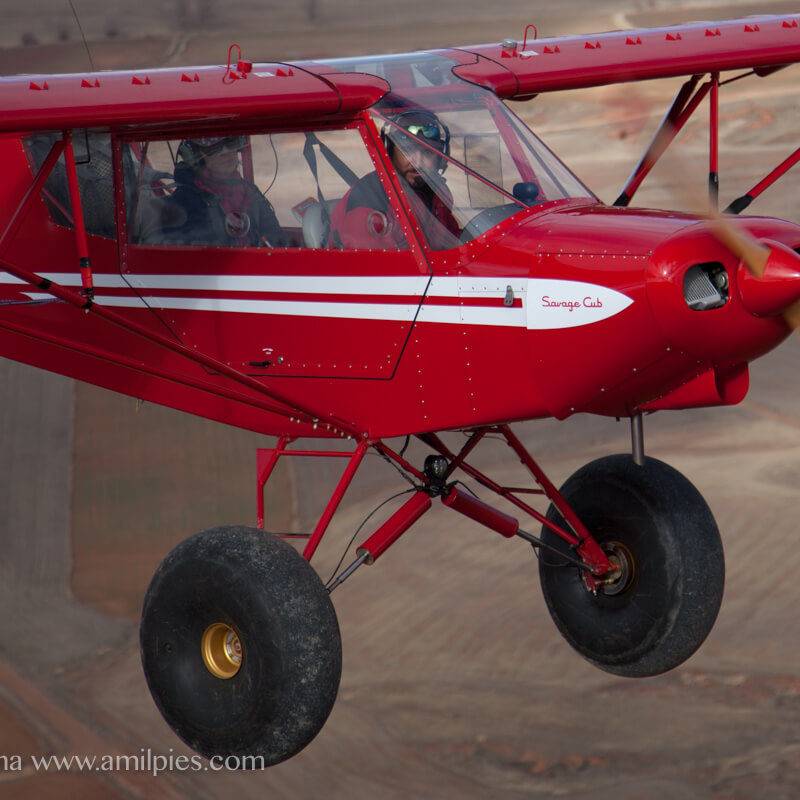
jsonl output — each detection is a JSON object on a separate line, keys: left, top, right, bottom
{"left": 1, "top": 12, "right": 800, "bottom": 765}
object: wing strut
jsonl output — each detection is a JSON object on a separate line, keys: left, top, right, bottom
{"left": 614, "top": 75, "right": 711, "bottom": 207}
{"left": 709, "top": 73, "right": 720, "bottom": 211}
{"left": 726, "top": 146, "right": 800, "bottom": 214}
{"left": 0, "top": 137, "right": 66, "bottom": 257}
{"left": 0, "top": 133, "right": 358, "bottom": 439}
{"left": 62, "top": 130, "right": 95, "bottom": 302}
{"left": 615, "top": 67, "right": 789, "bottom": 212}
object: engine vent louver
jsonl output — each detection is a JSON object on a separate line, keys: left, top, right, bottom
{"left": 684, "top": 263, "right": 728, "bottom": 311}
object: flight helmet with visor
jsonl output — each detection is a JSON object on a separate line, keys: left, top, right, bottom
{"left": 177, "top": 136, "right": 248, "bottom": 169}
{"left": 381, "top": 109, "right": 451, "bottom": 174}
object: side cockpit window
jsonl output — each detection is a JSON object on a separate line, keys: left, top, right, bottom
{"left": 23, "top": 131, "right": 120, "bottom": 240}
{"left": 375, "top": 109, "right": 527, "bottom": 250}
{"left": 124, "top": 129, "right": 408, "bottom": 252}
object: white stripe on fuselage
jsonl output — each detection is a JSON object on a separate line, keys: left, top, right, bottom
{"left": 8, "top": 273, "right": 632, "bottom": 330}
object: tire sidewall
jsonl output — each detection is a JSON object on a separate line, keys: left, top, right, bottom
{"left": 539, "top": 455, "right": 724, "bottom": 677}
{"left": 140, "top": 526, "right": 341, "bottom": 765}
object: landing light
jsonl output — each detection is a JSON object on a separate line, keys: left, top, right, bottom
{"left": 423, "top": 455, "right": 449, "bottom": 481}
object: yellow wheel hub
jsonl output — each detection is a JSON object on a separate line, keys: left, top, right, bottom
{"left": 201, "top": 623, "right": 243, "bottom": 679}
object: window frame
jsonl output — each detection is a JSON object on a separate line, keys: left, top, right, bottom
{"left": 23, "top": 130, "right": 120, "bottom": 241}
{"left": 114, "top": 117, "right": 428, "bottom": 259}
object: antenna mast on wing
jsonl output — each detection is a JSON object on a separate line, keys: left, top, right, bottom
{"left": 67, "top": 0, "right": 96, "bottom": 71}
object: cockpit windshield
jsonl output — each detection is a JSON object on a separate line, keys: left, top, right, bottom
{"left": 318, "top": 52, "right": 596, "bottom": 249}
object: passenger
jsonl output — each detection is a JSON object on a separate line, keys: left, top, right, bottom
{"left": 329, "top": 110, "right": 461, "bottom": 250}
{"left": 160, "top": 136, "right": 285, "bottom": 247}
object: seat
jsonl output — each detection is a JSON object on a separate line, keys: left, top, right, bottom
{"left": 302, "top": 199, "right": 340, "bottom": 249}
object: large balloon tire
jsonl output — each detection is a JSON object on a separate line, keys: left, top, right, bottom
{"left": 538, "top": 455, "right": 724, "bottom": 677}
{"left": 140, "top": 526, "right": 341, "bottom": 766}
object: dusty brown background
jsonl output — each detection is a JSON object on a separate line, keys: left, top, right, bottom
{"left": 1, "top": 1, "right": 799, "bottom": 798}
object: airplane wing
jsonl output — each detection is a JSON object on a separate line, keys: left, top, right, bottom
{"left": 451, "top": 13, "right": 800, "bottom": 99}
{"left": 2, "top": 13, "right": 798, "bottom": 135}
{"left": 0, "top": 64, "right": 388, "bottom": 132}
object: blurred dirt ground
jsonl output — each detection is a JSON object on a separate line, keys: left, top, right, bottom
{"left": 1, "top": 1, "right": 799, "bottom": 798}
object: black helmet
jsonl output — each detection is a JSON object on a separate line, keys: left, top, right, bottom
{"left": 382, "top": 109, "right": 451, "bottom": 172}
{"left": 177, "top": 136, "right": 247, "bottom": 168}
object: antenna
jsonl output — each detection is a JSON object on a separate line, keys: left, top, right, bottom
{"left": 67, "top": 0, "right": 96, "bottom": 72}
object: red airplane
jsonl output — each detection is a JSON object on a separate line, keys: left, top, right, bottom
{"left": 1, "top": 13, "right": 800, "bottom": 767}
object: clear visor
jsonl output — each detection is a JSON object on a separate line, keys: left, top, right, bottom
{"left": 390, "top": 126, "right": 445, "bottom": 154}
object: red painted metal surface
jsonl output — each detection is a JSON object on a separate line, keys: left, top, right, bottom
{"left": 0, "top": 137, "right": 65, "bottom": 257}
{"left": 372, "top": 441, "right": 427, "bottom": 483}
{"left": 2, "top": 156, "right": 800, "bottom": 436}
{"left": 1, "top": 12, "right": 800, "bottom": 447}
{"left": 250, "top": 430, "right": 614, "bottom": 581}
{"left": 356, "top": 491, "right": 432, "bottom": 564}
{"left": 641, "top": 364, "right": 749, "bottom": 412}
{"left": 738, "top": 242, "right": 800, "bottom": 316}
{"left": 709, "top": 73, "right": 720, "bottom": 209}
{"left": 256, "top": 437, "right": 291, "bottom": 529}
{"left": 739, "top": 146, "right": 800, "bottom": 204}
{"left": 255, "top": 440, "right": 369, "bottom": 553}
{"left": 62, "top": 131, "right": 94, "bottom": 295}
{"left": 0, "top": 66, "right": 389, "bottom": 132}
{"left": 617, "top": 76, "right": 711, "bottom": 206}
{"left": 0, "top": 15, "right": 795, "bottom": 136}
{"left": 418, "top": 429, "right": 612, "bottom": 575}
{"left": 500, "top": 426, "right": 609, "bottom": 574}
{"left": 302, "top": 442, "right": 368, "bottom": 560}
{"left": 441, "top": 486, "right": 519, "bottom": 538}
{"left": 456, "top": 14, "right": 800, "bottom": 97}
{"left": 0, "top": 250, "right": 355, "bottom": 435}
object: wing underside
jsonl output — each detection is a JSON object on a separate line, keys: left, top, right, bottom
{"left": 1, "top": 14, "right": 799, "bottom": 135}
{"left": 451, "top": 14, "right": 800, "bottom": 99}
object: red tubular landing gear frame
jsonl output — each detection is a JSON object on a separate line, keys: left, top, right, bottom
{"left": 256, "top": 425, "right": 614, "bottom": 590}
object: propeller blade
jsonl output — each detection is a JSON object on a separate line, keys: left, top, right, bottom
{"left": 646, "top": 111, "right": 799, "bottom": 325}
{"left": 651, "top": 113, "right": 772, "bottom": 277}
{"left": 783, "top": 298, "right": 800, "bottom": 330}
{"left": 663, "top": 155, "right": 770, "bottom": 277}
{"left": 705, "top": 215, "right": 770, "bottom": 278}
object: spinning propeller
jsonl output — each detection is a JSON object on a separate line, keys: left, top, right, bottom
{"left": 667, "top": 159, "right": 800, "bottom": 329}
{"left": 702, "top": 204, "right": 800, "bottom": 329}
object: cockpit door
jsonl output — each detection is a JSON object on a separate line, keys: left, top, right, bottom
{"left": 118, "top": 123, "right": 430, "bottom": 379}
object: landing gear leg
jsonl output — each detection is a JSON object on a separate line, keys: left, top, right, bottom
{"left": 631, "top": 412, "right": 645, "bottom": 465}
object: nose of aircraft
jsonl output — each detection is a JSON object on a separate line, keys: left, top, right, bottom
{"left": 737, "top": 240, "right": 800, "bottom": 319}
{"left": 647, "top": 216, "right": 800, "bottom": 365}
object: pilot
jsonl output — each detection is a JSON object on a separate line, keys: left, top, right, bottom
{"left": 329, "top": 109, "right": 461, "bottom": 250}
{"left": 160, "top": 136, "right": 285, "bottom": 247}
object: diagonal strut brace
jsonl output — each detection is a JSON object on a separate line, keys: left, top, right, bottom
{"left": 0, "top": 134, "right": 357, "bottom": 438}
{"left": 319, "top": 427, "right": 614, "bottom": 592}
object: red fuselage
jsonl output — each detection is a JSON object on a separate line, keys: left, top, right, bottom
{"left": 1, "top": 120, "right": 798, "bottom": 441}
